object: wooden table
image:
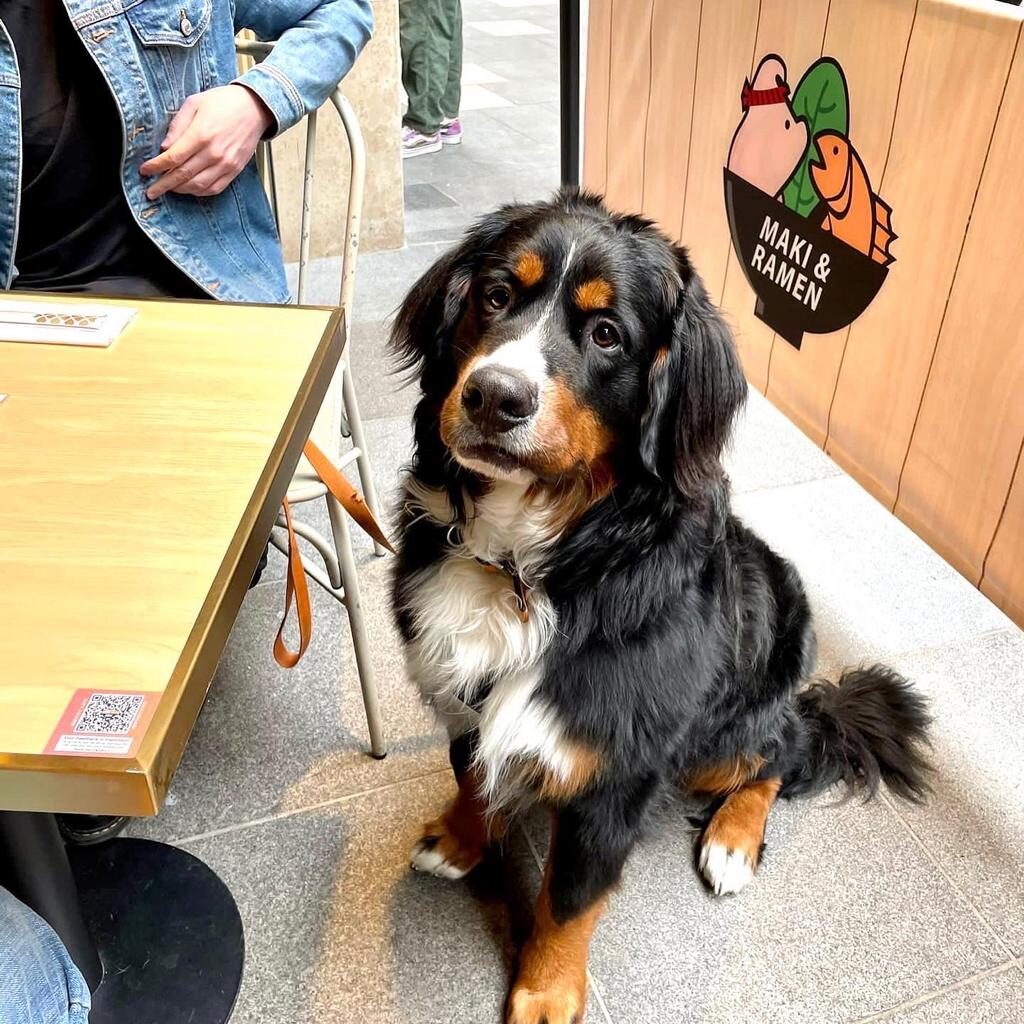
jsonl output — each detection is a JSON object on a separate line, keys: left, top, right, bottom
{"left": 0, "top": 294, "right": 345, "bottom": 1023}
{"left": 0, "top": 295, "right": 343, "bottom": 815}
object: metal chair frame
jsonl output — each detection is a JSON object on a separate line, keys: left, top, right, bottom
{"left": 236, "top": 39, "right": 386, "bottom": 758}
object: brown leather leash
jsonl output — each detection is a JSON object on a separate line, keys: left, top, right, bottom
{"left": 273, "top": 495, "right": 312, "bottom": 669}
{"left": 274, "top": 439, "right": 394, "bottom": 669}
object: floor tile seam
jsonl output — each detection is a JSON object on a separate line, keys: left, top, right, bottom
{"left": 515, "top": 802, "right": 1017, "bottom": 1024}
{"left": 378, "top": 239, "right": 461, "bottom": 253}
{"left": 733, "top": 472, "right": 858, "bottom": 501}
{"left": 516, "top": 822, "right": 617, "bottom": 1024}
{"left": 735, "top": 469, "right": 1024, "bottom": 628}
{"left": 169, "top": 765, "right": 452, "bottom": 846}
{"left": 879, "top": 791, "right": 1018, "bottom": 962}
{"left": 403, "top": 233, "right": 473, "bottom": 247}
{"left": 811, "top": 626, "right": 1020, "bottom": 674}
{"left": 729, "top": 466, "right": 844, "bottom": 497}
{"left": 846, "top": 958, "right": 1021, "bottom": 1023}
{"left": 626, "top": 793, "right": 1010, "bottom": 1024}
{"left": 359, "top": 411, "right": 414, "bottom": 428}
{"left": 468, "top": 106, "right": 549, "bottom": 146}
{"left": 586, "top": 972, "right": 616, "bottom": 1024}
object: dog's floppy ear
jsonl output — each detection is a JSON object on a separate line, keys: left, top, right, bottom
{"left": 639, "top": 266, "right": 747, "bottom": 497}
{"left": 390, "top": 243, "right": 475, "bottom": 380}
{"left": 390, "top": 205, "right": 537, "bottom": 379}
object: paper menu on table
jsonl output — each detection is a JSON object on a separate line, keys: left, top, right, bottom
{"left": 0, "top": 299, "right": 136, "bottom": 348}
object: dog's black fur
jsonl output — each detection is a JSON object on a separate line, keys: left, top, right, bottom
{"left": 390, "top": 190, "right": 931, "bottom": 931}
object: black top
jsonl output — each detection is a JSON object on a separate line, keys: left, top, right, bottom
{"left": 2, "top": 0, "right": 203, "bottom": 296}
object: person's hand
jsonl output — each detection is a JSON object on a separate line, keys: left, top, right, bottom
{"left": 140, "top": 84, "right": 274, "bottom": 199}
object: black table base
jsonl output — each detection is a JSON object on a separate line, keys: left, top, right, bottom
{"left": 560, "top": 0, "right": 581, "bottom": 187}
{"left": 1, "top": 812, "right": 243, "bottom": 1024}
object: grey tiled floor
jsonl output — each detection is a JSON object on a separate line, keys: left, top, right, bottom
{"left": 131, "top": 0, "right": 1024, "bottom": 1020}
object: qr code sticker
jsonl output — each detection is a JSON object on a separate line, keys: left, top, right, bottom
{"left": 74, "top": 693, "right": 145, "bottom": 735}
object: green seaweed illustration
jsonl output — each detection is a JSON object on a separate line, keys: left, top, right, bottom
{"left": 782, "top": 58, "right": 850, "bottom": 217}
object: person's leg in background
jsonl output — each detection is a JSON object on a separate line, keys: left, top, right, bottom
{"left": 439, "top": 0, "right": 464, "bottom": 145}
{"left": 400, "top": 0, "right": 461, "bottom": 157}
{"left": 400, "top": 0, "right": 442, "bottom": 156}
{"left": 0, "top": 887, "right": 91, "bottom": 1024}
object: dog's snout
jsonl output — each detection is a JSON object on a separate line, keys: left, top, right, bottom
{"left": 462, "top": 366, "right": 538, "bottom": 435}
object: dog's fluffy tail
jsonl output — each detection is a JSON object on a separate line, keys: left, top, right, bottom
{"left": 782, "top": 666, "right": 933, "bottom": 803}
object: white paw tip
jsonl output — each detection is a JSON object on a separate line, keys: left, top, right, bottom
{"left": 699, "top": 841, "right": 755, "bottom": 896}
{"left": 410, "top": 840, "right": 470, "bottom": 880}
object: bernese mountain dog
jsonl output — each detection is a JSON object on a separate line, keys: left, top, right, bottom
{"left": 389, "top": 190, "right": 931, "bottom": 1024}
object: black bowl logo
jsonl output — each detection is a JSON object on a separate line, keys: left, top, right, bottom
{"left": 724, "top": 54, "right": 896, "bottom": 349}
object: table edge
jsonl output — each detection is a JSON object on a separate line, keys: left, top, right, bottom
{"left": 0, "top": 307, "right": 346, "bottom": 816}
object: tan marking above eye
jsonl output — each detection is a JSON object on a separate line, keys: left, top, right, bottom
{"left": 574, "top": 278, "right": 614, "bottom": 311}
{"left": 514, "top": 251, "right": 545, "bottom": 288}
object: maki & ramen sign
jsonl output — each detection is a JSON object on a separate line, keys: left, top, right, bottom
{"left": 724, "top": 54, "right": 896, "bottom": 349}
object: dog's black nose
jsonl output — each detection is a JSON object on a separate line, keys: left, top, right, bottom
{"left": 462, "top": 366, "right": 538, "bottom": 435}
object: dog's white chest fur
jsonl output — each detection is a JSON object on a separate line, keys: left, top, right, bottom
{"left": 401, "top": 480, "right": 576, "bottom": 798}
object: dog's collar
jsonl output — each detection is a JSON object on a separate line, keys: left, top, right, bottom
{"left": 475, "top": 556, "right": 530, "bottom": 623}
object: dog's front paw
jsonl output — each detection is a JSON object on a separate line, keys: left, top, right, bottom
{"left": 507, "top": 980, "right": 585, "bottom": 1024}
{"left": 698, "top": 839, "right": 755, "bottom": 896}
{"left": 696, "top": 777, "right": 778, "bottom": 896}
{"left": 409, "top": 816, "right": 484, "bottom": 880}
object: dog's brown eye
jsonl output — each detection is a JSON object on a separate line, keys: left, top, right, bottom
{"left": 485, "top": 285, "right": 512, "bottom": 311}
{"left": 591, "top": 321, "right": 620, "bottom": 349}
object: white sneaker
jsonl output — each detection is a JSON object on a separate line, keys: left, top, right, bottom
{"left": 401, "top": 126, "right": 442, "bottom": 158}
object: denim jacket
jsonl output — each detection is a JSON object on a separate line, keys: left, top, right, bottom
{"left": 0, "top": 0, "right": 373, "bottom": 302}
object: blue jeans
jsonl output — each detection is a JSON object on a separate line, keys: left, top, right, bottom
{"left": 0, "top": 888, "right": 91, "bottom": 1024}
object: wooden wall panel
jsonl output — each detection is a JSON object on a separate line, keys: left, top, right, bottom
{"left": 894, "top": 34, "right": 1024, "bottom": 582}
{"left": 640, "top": 0, "right": 702, "bottom": 239}
{"left": 582, "top": 0, "right": 613, "bottom": 194}
{"left": 716, "top": 0, "right": 831, "bottom": 392}
{"left": 764, "top": 0, "right": 917, "bottom": 446}
{"left": 585, "top": 0, "right": 1024, "bottom": 628}
{"left": 825, "top": 0, "right": 1018, "bottom": 507}
{"left": 603, "top": 0, "right": 656, "bottom": 214}
{"left": 678, "top": 0, "right": 760, "bottom": 302}
{"left": 982, "top": 452, "right": 1024, "bottom": 626}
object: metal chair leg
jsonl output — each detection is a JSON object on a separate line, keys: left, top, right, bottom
{"left": 341, "top": 366, "right": 387, "bottom": 558}
{"left": 327, "top": 491, "right": 386, "bottom": 758}
{"left": 237, "top": 40, "right": 386, "bottom": 758}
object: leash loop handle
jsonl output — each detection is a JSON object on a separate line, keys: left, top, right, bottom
{"left": 273, "top": 497, "right": 312, "bottom": 668}
{"left": 273, "top": 440, "right": 395, "bottom": 669}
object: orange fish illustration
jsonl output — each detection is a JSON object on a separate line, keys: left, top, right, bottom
{"left": 810, "top": 132, "right": 895, "bottom": 266}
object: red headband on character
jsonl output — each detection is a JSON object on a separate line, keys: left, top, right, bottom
{"left": 740, "top": 80, "right": 790, "bottom": 111}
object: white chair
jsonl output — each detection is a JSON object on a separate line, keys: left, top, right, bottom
{"left": 237, "top": 39, "right": 387, "bottom": 758}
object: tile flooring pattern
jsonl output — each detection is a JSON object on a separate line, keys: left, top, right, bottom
{"left": 132, "top": 1, "right": 1024, "bottom": 1020}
